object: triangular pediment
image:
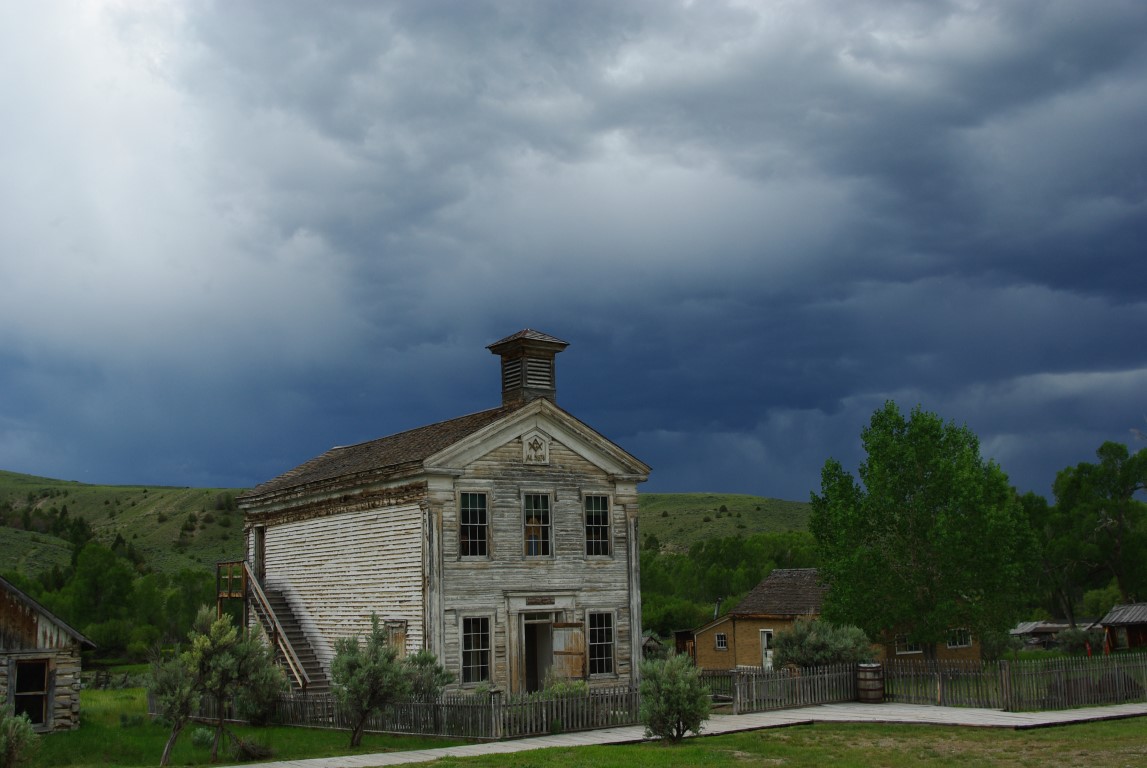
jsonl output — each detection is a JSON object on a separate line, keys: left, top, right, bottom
{"left": 423, "top": 399, "right": 649, "bottom": 480}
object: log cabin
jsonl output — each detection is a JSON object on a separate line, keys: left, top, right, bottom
{"left": 233, "top": 330, "right": 650, "bottom": 694}
{"left": 0, "top": 575, "right": 94, "bottom": 731}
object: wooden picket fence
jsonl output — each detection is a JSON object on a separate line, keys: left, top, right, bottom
{"left": 884, "top": 652, "right": 1147, "bottom": 711}
{"left": 152, "top": 686, "right": 640, "bottom": 740}
{"left": 701, "top": 664, "right": 858, "bottom": 714}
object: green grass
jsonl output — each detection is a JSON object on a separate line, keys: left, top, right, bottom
{"left": 35, "top": 689, "right": 469, "bottom": 768}
{"left": 638, "top": 493, "right": 810, "bottom": 551}
{"left": 431, "top": 719, "right": 1147, "bottom": 768}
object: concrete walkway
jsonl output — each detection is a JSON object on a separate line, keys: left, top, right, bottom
{"left": 227, "top": 701, "right": 1147, "bottom": 768}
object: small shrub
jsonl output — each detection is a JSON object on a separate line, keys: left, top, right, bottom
{"left": 661, "top": 510, "right": 668, "bottom": 517}
{"left": 1057, "top": 627, "right": 1106, "bottom": 655}
{"left": 190, "top": 727, "right": 214, "bottom": 749}
{"left": 719, "top": 505, "right": 728, "bottom": 513}
{"left": 703, "top": 516, "right": 711, "bottom": 523}
{"left": 772, "top": 620, "right": 874, "bottom": 668}
{"left": 0, "top": 712, "right": 39, "bottom": 768}
{"left": 639, "top": 653, "right": 710, "bottom": 743}
{"left": 156, "top": 512, "right": 168, "bottom": 523}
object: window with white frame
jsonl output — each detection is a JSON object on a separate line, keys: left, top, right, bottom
{"left": 588, "top": 612, "right": 615, "bottom": 675}
{"left": 715, "top": 633, "right": 728, "bottom": 650}
{"left": 459, "top": 492, "right": 488, "bottom": 557}
{"left": 584, "top": 495, "right": 611, "bottom": 556}
{"left": 462, "top": 617, "right": 491, "bottom": 684}
{"left": 947, "top": 628, "right": 972, "bottom": 649}
{"left": 895, "top": 634, "right": 922, "bottom": 655}
{"left": 523, "top": 493, "right": 551, "bottom": 556}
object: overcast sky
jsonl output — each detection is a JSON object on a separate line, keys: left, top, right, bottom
{"left": 1, "top": 1, "right": 1144, "bottom": 502}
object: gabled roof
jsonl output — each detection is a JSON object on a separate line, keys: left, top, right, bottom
{"left": 241, "top": 404, "right": 526, "bottom": 501}
{"left": 729, "top": 568, "right": 826, "bottom": 617}
{"left": 0, "top": 575, "right": 95, "bottom": 649}
{"left": 1100, "top": 602, "right": 1147, "bottom": 627}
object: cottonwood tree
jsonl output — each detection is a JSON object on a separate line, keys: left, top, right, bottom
{"left": 1053, "top": 442, "right": 1147, "bottom": 604}
{"left": 330, "top": 615, "right": 414, "bottom": 748}
{"left": 810, "top": 401, "right": 1034, "bottom": 655}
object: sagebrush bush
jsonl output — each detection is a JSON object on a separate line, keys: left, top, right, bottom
{"left": 0, "top": 712, "right": 39, "bottom": 768}
{"left": 638, "top": 653, "right": 710, "bottom": 742}
{"left": 772, "top": 619, "right": 874, "bottom": 668}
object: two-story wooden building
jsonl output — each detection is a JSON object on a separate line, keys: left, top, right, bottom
{"left": 236, "top": 330, "right": 650, "bottom": 694}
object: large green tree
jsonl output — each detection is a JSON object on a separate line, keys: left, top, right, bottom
{"left": 810, "top": 402, "right": 1034, "bottom": 654}
{"left": 1053, "top": 442, "right": 1147, "bottom": 603}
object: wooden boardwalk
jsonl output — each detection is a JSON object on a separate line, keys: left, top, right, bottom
{"left": 224, "top": 701, "right": 1147, "bottom": 768}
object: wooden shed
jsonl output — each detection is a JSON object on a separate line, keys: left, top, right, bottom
{"left": 0, "top": 576, "right": 94, "bottom": 731}
{"left": 1101, "top": 603, "right": 1147, "bottom": 652}
{"left": 233, "top": 330, "right": 650, "bottom": 694}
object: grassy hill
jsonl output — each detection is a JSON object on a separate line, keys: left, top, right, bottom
{"left": 0, "top": 470, "right": 811, "bottom": 577}
{"left": 0, "top": 470, "right": 246, "bottom": 576}
{"left": 638, "top": 492, "right": 810, "bottom": 551}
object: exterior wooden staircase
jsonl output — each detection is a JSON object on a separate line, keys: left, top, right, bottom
{"left": 217, "top": 561, "right": 329, "bottom": 694}
{"left": 261, "top": 587, "right": 329, "bottom": 694}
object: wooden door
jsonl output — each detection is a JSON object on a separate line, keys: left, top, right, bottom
{"left": 552, "top": 622, "right": 586, "bottom": 680}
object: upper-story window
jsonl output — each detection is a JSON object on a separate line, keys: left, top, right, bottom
{"left": 523, "top": 493, "right": 551, "bottom": 556}
{"left": 459, "top": 492, "right": 488, "bottom": 558}
{"left": 584, "top": 495, "right": 611, "bottom": 557}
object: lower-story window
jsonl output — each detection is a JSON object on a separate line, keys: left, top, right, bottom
{"left": 947, "top": 628, "right": 972, "bottom": 649}
{"left": 588, "top": 612, "right": 615, "bottom": 675}
{"left": 715, "top": 632, "right": 728, "bottom": 650}
{"left": 14, "top": 659, "right": 50, "bottom": 726}
{"left": 462, "top": 617, "right": 491, "bottom": 684}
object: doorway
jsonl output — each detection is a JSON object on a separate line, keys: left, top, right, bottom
{"left": 523, "top": 613, "right": 554, "bottom": 692}
{"left": 760, "top": 629, "right": 774, "bottom": 670}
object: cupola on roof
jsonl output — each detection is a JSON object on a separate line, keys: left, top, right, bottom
{"left": 487, "top": 329, "right": 569, "bottom": 406}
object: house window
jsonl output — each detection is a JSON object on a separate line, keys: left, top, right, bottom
{"left": 895, "top": 634, "right": 922, "bottom": 655}
{"left": 523, "top": 493, "right": 551, "bottom": 556}
{"left": 584, "top": 495, "right": 611, "bottom": 556}
{"left": 715, "top": 633, "right": 728, "bottom": 651}
{"left": 462, "top": 617, "right": 491, "bottom": 684}
{"left": 13, "top": 659, "right": 50, "bottom": 726}
{"left": 588, "top": 612, "right": 615, "bottom": 675}
{"left": 947, "top": 628, "right": 972, "bottom": 649}
{"left": 459, "top": 492, "right": 488, "bottom": 557}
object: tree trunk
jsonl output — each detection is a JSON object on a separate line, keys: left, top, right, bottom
{"left": 350, "top": 716, "right": 367, "bottom": 748}
{"left": 160, "top": 719, "right": 186, "bottom": 767}
{"left": 211, "top": 712, "right": 225, "bottom": 762}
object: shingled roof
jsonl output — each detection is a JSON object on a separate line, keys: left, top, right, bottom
{"left": 241, "top": 403, "right": 525, "bottom": 500}
{"left": 729, "top": 568, "right": 826, "bottom": 617}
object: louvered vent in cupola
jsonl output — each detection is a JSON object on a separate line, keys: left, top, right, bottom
{"left": 487, "top": 329, "right": 569, "bottom": 406}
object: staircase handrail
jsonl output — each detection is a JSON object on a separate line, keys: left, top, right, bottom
{"left": 242, "top": 561, "right": 311, "bottom": 691}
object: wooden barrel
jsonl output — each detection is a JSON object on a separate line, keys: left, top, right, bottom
{"left": 857, "top": 663, "right": 884, "bottom": 703}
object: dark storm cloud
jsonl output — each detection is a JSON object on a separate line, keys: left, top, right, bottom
{"left": 1, "top": 1, "right": 1144, "bottom": 500}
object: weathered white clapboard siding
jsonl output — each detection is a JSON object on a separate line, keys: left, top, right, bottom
{"left": 434, "top": 438, "right": 639, "bottom": 691}
{"left": 263, "top": 503, "right": 425, "bottom": 672}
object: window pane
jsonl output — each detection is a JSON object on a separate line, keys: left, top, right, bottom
{"left": 524, "top": 494, "right": 551, "bottom": 556}
{"left": 588, "top": 613, "right": 614, "bottom": 675}
{"left": 460, "top": 493, "right": 488, "bottom": 557}
{"left": 584, "top": 495, "right": 610, "bottom": 556}
{"left": 462, "top": 617, "right": 490, "bottom": 683}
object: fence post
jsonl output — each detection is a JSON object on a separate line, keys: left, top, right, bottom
{"left": 731, "top": 669, "right": 741, "bottom": 715}
{"left": 998, "top": 659, "right": 1011, "bottom": 712}
{"left": 490, "top": 690, "right": 502, "bottom": 740}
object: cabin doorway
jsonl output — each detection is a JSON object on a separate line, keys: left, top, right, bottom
{"left": 760, "top": 629, "right": 774, "bottom": 670}
{"left": 523, "top": 613, "right": 554, "bottom": 692}
{"left": 252, "top": 525, "right": 266, "bottom": 580}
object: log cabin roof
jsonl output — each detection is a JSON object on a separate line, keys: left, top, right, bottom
{"left": 241, "top": 403, "right": 527, "bottom": 499}
{"left": 729, "top": 568, "right": 826, "bottom": 617}
{"left": 1101, "top": 602, "right": 1147, "bottom": 627}
{"left": 0, "top": 575, "right": 95, "bottom": 649}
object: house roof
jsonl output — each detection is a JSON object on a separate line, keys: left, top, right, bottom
{"left": 487, "top": 328, "right": 569, "bottom": 348}
{"left": 1100, "top": 602, "right": 1147, "bottom": 627}
{"left": 241, "top": 404, "right": 526, "bottom": 500}
{"left": 729, "top": 568, "right": 826, "bottom": 617}
{"left": 0, "top": 575, "right": 95, "bottom": 649}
